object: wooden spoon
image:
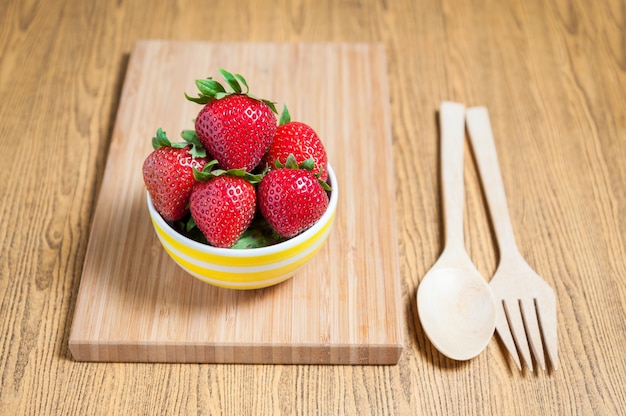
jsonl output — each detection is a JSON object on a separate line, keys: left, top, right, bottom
{"left": 417, "top": 102, "right": 496, "bottom": 361}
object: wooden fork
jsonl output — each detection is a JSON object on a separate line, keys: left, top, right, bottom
{"left": 465, "top": 107, "right": 558, "bottom": 371}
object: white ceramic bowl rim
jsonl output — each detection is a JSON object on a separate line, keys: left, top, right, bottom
{"left": 146, "top": 164, "right": 338, "bottom": 258}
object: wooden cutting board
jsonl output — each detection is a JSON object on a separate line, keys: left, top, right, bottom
{"left": 69, "top": 41, "right": 403, "bottom": 364}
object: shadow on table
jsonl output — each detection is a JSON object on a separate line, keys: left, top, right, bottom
{"left": 60, "top": 52, "right": 131, "bottom": 362}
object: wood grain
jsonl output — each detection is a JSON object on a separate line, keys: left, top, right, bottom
{"left": 0, "top": 0, "right": 625, "bottom": 414}
{"left": 68, "top": 41, "right": 403, "bottom": 365}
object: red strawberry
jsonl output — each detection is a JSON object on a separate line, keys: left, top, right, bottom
{"left": 257, "top": 158, "right": 330, "bottom": 238}
{"left": 142, "top": 128, "right": 209, "bottom": 222}
{"left": 263, "top": 107, "right": 328, "bottom": 181}
{"left": 186, "top": 69, "right": 277, "bottom": 172}
{"left": 189, "top": 175, "right": 257, "bottom": 248}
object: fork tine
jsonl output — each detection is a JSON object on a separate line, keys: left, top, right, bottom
{"left": 494, "top": 301, "right": 522, "bottom": 371}
{"left": 520, "top": 298, "right": 546, "bottom": 370}
{"left": 502, "top": 299, "right": 534, "bottom": 371}
{"left": 536, "top": 292, "right": 559, "bottom": 370}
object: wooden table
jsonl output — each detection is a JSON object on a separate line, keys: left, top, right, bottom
{"left": 1, "top": 0, "right": 624, "bottom": 414}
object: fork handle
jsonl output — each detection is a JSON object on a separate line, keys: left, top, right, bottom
{"left": 466, "top": 107, "right": 520, "bottom": 258}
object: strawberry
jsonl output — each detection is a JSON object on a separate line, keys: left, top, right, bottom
{"left": 257, "top": 155, "right": 330, "bottom": 238}
{"left": 189, "top": 174, "right": 257, "bottom": 248}
{"left": 263, "top": 106, "right": 328, "bottom": 181}
{"left": 142, "top": 128, "right": 209, "bottom": 222}
{"left": 186, "top": 69, "right": 278, "bottom": 172}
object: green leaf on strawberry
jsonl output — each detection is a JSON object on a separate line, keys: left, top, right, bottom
{"left": 234, "top": 73, "right": 249, "bottom": 93}
{"left": 192, "top": 159, "right": 219, "bottom": 182}
{"left": 274, "top": 154, "right": 332, "bottom": 191}
{"left": 184, "top": 93, "right": 209, "bottom": 105}
{"left": 176, "top": 213, "right": 285, "bottom": 249}
{"left": 151, "top": 128, "right": 172, "bottom": 149}
{"left": 184, "top": 214, "right": 197, "bottom": 233}
{"left": 219, "top": 68, "right": 243, "bottom": 94}
{"left": 180, "top": 129, "right": 207, "bottom": 158}
{"left": 225, "top": 168, "right": 265, "bottom": 184}
{"left": 186, "top": 68, "right": 278, "bottom": 115}
{"left": 151, "top": 128, "right": 207, "bottom": 159}
{"left": 196, "top": 78, "right": 226, "bottom": 96}
{"left": 193, "top": 160, "right": 265, "bottom": 184}
{"left": 298, "top": 158, "right": 315, "bottom": 171}
{"left": 275, "top": 153, "right": 299, "bottom": 169}
{"left": 231, "top": 216, "right": 286, "bottom": 249}
{"left": 258, "top": 98, "right": 278, "bottom": 115}
{"left": 278, "top": 104, "right": 291, "bottom": 126}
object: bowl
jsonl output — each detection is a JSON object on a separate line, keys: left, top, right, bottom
{"left": 146, "top": 164, "right": 338, "bottom": 290}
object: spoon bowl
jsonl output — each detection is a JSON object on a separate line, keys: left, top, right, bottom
{"left": 418, "top": 255, "right": 496, "bottom": 360}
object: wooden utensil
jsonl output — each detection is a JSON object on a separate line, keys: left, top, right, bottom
{"left": 466, "top": 106, "right": 558, "bottom": 371}
{"left": 417, "top": 101, "right": 496, "bottom": 361}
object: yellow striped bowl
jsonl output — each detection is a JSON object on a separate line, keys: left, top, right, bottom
{"left": 146, "top": 165, "right": 338, "bottom": 290}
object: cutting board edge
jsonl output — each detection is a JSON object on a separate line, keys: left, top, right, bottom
{"left": 68, "top": 339, "right": 404, "bottom": 365}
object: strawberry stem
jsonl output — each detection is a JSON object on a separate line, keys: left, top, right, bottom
{"left": 185, "top": 69, "right": 279, "bottom": 114}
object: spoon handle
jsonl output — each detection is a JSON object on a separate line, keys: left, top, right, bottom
{"left": 440, "top": 101, "right": 467, "bottom": 253}
{"left": 466, "top": 107, "right": 519, "bottom": 257}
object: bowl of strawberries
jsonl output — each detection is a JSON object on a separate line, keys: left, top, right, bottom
{"left": 142, "top": 69, "right": 337, "bottom": 290}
